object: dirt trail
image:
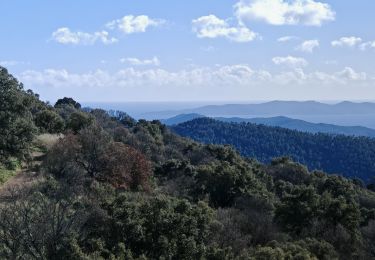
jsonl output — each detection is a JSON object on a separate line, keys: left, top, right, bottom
{"left": 0, "top": 134, "right": 60, "bottom": 199}
{"left": 0, "top": 151, "right": 44, "bottom": 199}
{"left": 0, "top": 171, "right": 38, "bottom": 197}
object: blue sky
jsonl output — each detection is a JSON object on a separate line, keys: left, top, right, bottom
{"left": 1, "top": 0, "right": 375, "bottom": 102}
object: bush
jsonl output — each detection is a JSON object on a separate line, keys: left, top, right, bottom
{"left": 83, "top": 194, "right": 215, "bottom": 259}
{"left": 35, "top": 109, "right": 64, "bottom": 133}
{"left": 66, "top": 112, "right": 93, "bottom": 133}
{"left": 0, "top": 164, "right": 18, "bottom": 184}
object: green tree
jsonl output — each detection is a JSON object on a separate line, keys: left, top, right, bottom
{"left": 85, "top": 194, "right": 215, "bottom": 259}
{"left": 35, "top": 109, "right": 65, "bottom": 133}
{"left": 66, "top": 111, "right": 93, "bottom": 133}
{"left": 249, "top": 239, "right": 338, "bottom": 260}
{"left": 275, "top": 185, "right": 319, "bottom": 235}
{"left": 0, "top": 66, "right": 36, "bottom": 163}
{"left": 0, "top": 184, "right": 88, "bottom": 259}
{"left": 54, "top": 97, "right": 81, "bottom": 109}
{"left": 194, "top": 161, "right": 266, "bottom": 207}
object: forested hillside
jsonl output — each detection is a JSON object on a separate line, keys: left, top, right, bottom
{"left": 162, "top": 113, "right": 375, "bottom": 138}
{"left": 1, "top": 66, "right": 375, "bottom": 259}
{"left": 173, "top": 118, "right": 375, "bottom": 182}
{"left": 224, "top": 116, "right": 375, "bottom": 137}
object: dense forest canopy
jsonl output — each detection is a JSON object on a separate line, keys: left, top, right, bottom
{"left": 1, "top": 66, "right": 375, "bottom": 259}
{"left": 0, "top": 67, "right": 35, "bottom": 164}
{"left": 173, "top": 118, "right": 375, "bottom": 183}
{"left": 162, "top": 113, "right": 375, "bottom": 138}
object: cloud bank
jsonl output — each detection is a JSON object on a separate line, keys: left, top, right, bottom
{"left": 20, "top": 65, "right": 368, "bottom": 92}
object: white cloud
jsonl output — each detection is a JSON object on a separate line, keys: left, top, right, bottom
{"left": 52, "top": 15, "right": 164, "bottom": 45}
{"left": 277, "top": 36, "right": 299, "bottom": 42}
{"left": 106, "top": 15, "right": 165, "bottom": 34}
{"left": 335, "top": 67, "right": 367, "bottom": 81}
{"left": 52, "top": 27, "right": 118, "bottom": 45}
{"left": 331, "top": 37, "right": 362, "bottom": 47}
{"left": 234, "top": 0, "right": 335, "bottom": 26}
{"left": 274, "top": 67, "right": 367, "bottom": 85}
{"left": 192, "top": 15, "right": 258, "bottom": 42}
{"left": 359, "top": 41, "right": 375, "bottom": 51}
{"left": 272, "top": 56, "right": 308, "bottom": 67}
{"left": 331, "top": 37, "right": 375, "bottom": 51}
{"left": 274, "top": 68, "right": 308, "bottom": 84}
{"left": 297, "top": 39, "right": 319, "bottom": 52}
{"left": 120, "top": 57, "right": 160, "bottom": 66}
{"left": 312, "top": 67, "right": 367, "bottom": 84}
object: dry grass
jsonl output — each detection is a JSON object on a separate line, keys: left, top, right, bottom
{"left": 0, "top": 134, "right": 60, "bottom": 190}
{"left": 34, "top": 133, "right": 63, "bottom": 151}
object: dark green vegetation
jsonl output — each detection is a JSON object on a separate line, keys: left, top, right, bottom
{"left": 219, "top": 116, "right": 375, "bottom": 138}
{"left": 173, "top": 118, "right": 375, "bottom": 182}
{"left": 163, "top": 114, "right": 375, "bottom": 138}
{"left": 1, "top": 66, "right": 375, "bottom": 259}
{"left": 0, "top": 67, "right": 38, "bottom": 164}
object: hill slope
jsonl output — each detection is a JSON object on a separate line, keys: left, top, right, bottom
{"left": 219, "top": 116, "right": 375, "bottom": 137}
{"left": 172, "top": 118, "right": 375, "bottom": 181}
{"left": 163, "top": 114, "right": 375, "bottom": 138}
{"left": 161, "top": 113, "right": 204, "bottom": 125}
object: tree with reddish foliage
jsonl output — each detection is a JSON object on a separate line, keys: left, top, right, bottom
{"left": 43, "top": 125, "right": 152, "bottom": 191}
{"left": 100, "top": 142, "right": 152, "bottom": 191}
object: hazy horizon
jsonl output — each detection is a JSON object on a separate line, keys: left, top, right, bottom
{"left": 82, "top": 100, "right": 375, "bottom": 129}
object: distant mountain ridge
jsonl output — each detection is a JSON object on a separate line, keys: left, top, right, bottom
{"left": 161, "top": 113, "right": 205, "bottom": 125}
{"left": 146, "top": 101, "right": 375, "bottom": 118}
{"left": 145, "top": 101, "right": 375, "bottom": 128}
{"left": 187, "top": 101, "right": 375, "bottom": 116}
{"left": 162, "top": 114, "right": 375, "bottom": 138}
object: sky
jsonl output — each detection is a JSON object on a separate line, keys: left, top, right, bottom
{"left": 1, "top": 0, "right": 375, "bottom": 103}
